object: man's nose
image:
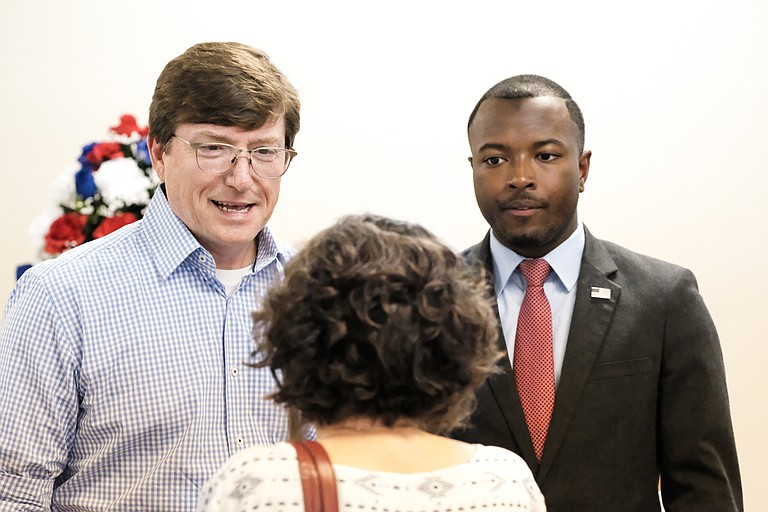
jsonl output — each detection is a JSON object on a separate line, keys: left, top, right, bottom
{"left": 226, "top": 153, "right": 256, "bottom": 190}
{"left": 507, "top": 157, "right": 536, "bottom": 188}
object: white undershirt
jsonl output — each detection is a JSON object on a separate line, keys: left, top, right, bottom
{"left": 216, "top": 265, "right": 253, "bottom": 296}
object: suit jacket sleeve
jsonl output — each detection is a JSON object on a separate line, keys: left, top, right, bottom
{"left": 657, "top": 267, "right": 742, "bottom": 511}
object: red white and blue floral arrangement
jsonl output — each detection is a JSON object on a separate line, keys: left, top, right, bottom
{"left": 17, "top": 115, "right": 158, "bottom": 279}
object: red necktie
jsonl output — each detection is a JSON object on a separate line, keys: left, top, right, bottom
{"left": 514, "top": 258, "right": 555, "bottom": 461}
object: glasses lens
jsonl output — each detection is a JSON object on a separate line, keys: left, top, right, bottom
{"left": 195, "top": 143, "right": 237, "bottom": 174}
{"left": 252, "top": 148, "right": 281, "bottom": 163}
{"left": 250, "top": 148, "right": 291, "bottom": 178}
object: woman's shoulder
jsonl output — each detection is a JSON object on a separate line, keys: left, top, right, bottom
{"left": 332, "top": 443, "right": 544, "bottom": 511}
{"left": 216, "top": 442, "right": 298, "bottom": 473}
{"left": 231, "top": 440, "right": 296, "bottom": 458}
{"left": 465, "top": 444, "right": 545, "bottom": 510}
{"left": 197, "top": 442, "right": 301, "bottom": 512}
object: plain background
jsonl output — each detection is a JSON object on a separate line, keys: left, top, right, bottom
{"left": 1, "top": 1, "right": 765, "bottom": 509}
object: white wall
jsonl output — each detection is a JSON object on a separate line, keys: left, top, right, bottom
{"left": 1, "top": 0, "right": 766, "bottom": 508}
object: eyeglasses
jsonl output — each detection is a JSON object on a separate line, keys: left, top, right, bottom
{"left": 172, "top": 135, "right": 297, "bottom": 179}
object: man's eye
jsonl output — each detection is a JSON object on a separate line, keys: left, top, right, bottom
{"left": 197, "top": 143, "right": 231, "bottom": 159}
{"left": 483, "top": 156, "right": 506, "bottom": 166}
{"left": 251, "top": 148, "right": 280, "bottom": 162}
{"left": 538, "top": 153, "right": 559, "bottom": 162}
{"left": 200, "top": 144, "right": 225, "bottom": 151}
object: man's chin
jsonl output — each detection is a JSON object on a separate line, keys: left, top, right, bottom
{"left": 506, "top": 234, "right": 542, "bottom": 250}
{"left": 494, "top": 227, "right": 551, "bottom": 256}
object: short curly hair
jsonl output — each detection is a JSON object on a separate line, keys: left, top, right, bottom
{"left": 251, "top": 214, "right": 503, "bottom": 434}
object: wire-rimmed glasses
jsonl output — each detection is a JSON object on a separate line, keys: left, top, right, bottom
{"left": 172, "top": 135, "right": 297, "bottom": 179}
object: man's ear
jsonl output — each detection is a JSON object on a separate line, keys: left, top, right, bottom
{"left": 578, "top": 150, "right": 591, "bottom": 192}
{"left": 148, "top": 136, "right": 166, "bottom": 181}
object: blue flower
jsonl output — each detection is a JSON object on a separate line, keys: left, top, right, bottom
{"left": 16, "top": 264, "right": 32, "bottom": 280}
{"left": 135, "top": 139, "right": 151, "bottom": 167}
{"left": 75, "top": 166, "right": 97, "bottom": 198}
{"left": 78, "top": 142, "right": 97, "bottom": 167}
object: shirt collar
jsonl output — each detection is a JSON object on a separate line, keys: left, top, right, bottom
{"left": 489, "top": 222, "right": 585, "bottom": 295}
{"left": 141, "top": 186, "right": 293, "bottom": 280}
{"left": 253, "top": 224, "right": 294, "bottom": 273}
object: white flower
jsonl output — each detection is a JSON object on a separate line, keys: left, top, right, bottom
{"left": 93, "top": 158, "right": 155, "bottom": 215}
{"left": 50, "top": 166, "right": 78, "bottom": 207}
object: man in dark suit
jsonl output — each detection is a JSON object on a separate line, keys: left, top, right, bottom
{"left": 452, "top": 75, "right": 743, "bottom": 511}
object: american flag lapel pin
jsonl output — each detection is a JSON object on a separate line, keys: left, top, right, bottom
{"left": 590, "top": 287, "right": 611, "bottom": 300}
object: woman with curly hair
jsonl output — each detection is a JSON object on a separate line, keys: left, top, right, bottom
{"left": 198, "top": 214, "right": 545, "bottom": 511}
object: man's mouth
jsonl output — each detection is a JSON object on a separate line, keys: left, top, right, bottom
{"left": 500, "top": 198, "right": 545, "bottom": 211}
{"left": 498, "top": 197, "right": 546, "bottom": 218}
{"left": 212, "top": 200, "right": 253, "bottom": 213}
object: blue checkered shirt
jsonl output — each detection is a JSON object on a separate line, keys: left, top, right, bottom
{"left": 0, "top": 187, "right": 296, "bottom": 510}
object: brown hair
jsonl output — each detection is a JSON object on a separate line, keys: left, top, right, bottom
{"left": 252, "top": 214, "right": 503, "bottom": 434}
{"left": 149, "top": 42, "right": 300, "bottom": 148}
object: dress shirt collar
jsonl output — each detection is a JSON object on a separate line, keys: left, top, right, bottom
{"left": 489, "top": 222, "right": 585, "bottom": 296}
{"left": 141, "top": 185, "right": 290, "bottom": 280}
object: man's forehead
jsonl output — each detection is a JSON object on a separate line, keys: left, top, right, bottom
{"left": 477, "top": 96, "right": 569, "bottom": 119}
{"left": 177, "top": 118, "right": 286, "bottom": 140}
{"left": 468, "top": 97, "right": 583, "bottom": 155}
{"left": 470, "top": 97, "right": 574, "bottom": 136}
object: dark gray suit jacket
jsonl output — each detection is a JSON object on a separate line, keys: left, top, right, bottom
{"left": 453, "top": 227, "right": 742, "bottom": 512}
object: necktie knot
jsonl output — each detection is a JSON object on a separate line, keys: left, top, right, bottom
{"left": 519, "top": 258, "right": 551, "bottom": 288}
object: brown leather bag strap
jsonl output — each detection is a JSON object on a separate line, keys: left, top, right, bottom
{"left": 291, "top": 440, "right": 339, "bottom": 512}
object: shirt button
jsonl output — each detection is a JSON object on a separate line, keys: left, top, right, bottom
{"left": 198, "top": 255, "right": 206, "bottom": 263}
{"left": 231, "top": 366, "right": 239, "bottom": 377}
{"left": 236, "top": 437, "right": 244, "bottom": 446}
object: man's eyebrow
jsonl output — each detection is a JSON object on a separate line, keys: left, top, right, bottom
{"left": 188, "top": 130, "right": 229, "bottom": 141}
{"left": 476, "top": 139, "right": 566, "bottom": 152}
{"left": 532, "top": 138, "right": 567, "bottom": 148}
{"left": 476, "top": 142, "right": 509, "bottom": 152}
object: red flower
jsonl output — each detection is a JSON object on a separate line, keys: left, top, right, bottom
{"left": 93, "top": 212, "right": 138, "bottom": 239}
{"left": 44, "top": 213, "right": 88, "bottom": 255}
{"left": 85, "top": 142, "right": 124, "bottom": 168}
{"left": 111, "top": 114, "right": 149, "bottom": 138}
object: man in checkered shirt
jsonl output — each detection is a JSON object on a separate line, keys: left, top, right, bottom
{"left": 0, "top": 42, "right": 303, "bottom": 511}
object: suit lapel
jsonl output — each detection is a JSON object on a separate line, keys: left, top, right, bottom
{"left": 537, "top": 228, "right": 621, "bottom": 481}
